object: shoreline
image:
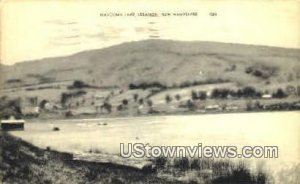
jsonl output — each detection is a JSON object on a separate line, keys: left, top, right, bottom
{"left": 26, "top": 109, "right": 300, "bottom": 122}
{"left": 0, "top": 131, "right": 271, "bottom": 184}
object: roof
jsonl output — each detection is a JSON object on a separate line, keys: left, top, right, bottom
{"left": 1, "top": 119, "right": 25, "bottom": 124}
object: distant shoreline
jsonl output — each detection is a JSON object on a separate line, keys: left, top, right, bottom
{"left": 25, "top": 109, "right": 300, "bottom": 122}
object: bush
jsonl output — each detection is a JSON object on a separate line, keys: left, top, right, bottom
{"left": 65, "top": 111, "right": 73, "bottom": 117}
{"left": 152, "top": 156, "right": 168, "bottom": 170}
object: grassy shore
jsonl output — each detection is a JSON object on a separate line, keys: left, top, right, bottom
{"left": 0, "top": 131, "right": 178, "bottom": 184}
{"left": 0, "top": 131, "right": 269, "bottom": 184}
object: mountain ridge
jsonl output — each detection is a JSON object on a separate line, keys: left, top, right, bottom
{"left": 1, "top": 39, "right": 300, "bottom": 89}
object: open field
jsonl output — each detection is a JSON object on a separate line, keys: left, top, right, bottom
{"left": 1, "top": 40, "right": 299, "bottom": 119}
{"left": 1, "top": 40, "right": 300, "bottom": 183}
{"left": 9, "top": 111, "right": 300, "bottom": 183}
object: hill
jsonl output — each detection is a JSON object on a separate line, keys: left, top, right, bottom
{"left": 1, "top": 39, "right": 300, "bottom": 89}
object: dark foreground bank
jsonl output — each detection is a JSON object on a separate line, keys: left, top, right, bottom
{"left": 0, "top": 131, "right": 268, "bottom": 184}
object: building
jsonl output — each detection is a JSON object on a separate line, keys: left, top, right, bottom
{"left": 0, "top": 116, "right": 25, "bottom": 131}
{"left": 262, "top": 94, "right": 272, "bottom": 99}
{"left": 205, "top": 104, "right": 221, "bottom": 111}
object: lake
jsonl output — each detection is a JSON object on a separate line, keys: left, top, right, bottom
{"left": 10, "top": 111, "right": 300, "bottom": 183}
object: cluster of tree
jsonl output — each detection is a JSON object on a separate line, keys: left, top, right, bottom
{"left": 164, "top": 94, "right": 183, "bottom": 103}
{"left": 264, "top": 102, "right": 300, "bottom": 111}
{"left": 178, "top": 99, "right": 196, "bottom": 111}
{"left": 60, "top": 90, "right": 87, "bottom": 107}
{"left": 211, "top": 86, "right": 262, "bottom": 99}
{"left": 245, "top": 65, "right": 277, "bottom": 79}
{"left": 0, "top": 96, "right": 22, "bottom": 119}
{"left": 177, "top": 78, "right": 229, "bottom": 89}
{"left": 129, "top": 78, "right": 230, "bottom": 91}
{"left": 191, "top": 86, "right": 287, "bottom": 100}
{"left": 191, "top": 91, "right": 207, "bottom": 100}
{"left": 5, "top": 79, "right": 22, "bottom": 83}
{"left": 246, "top": 100, "right": 300, "bottom": 111}
{"left": 129, "top": 82, "right": 167, "bottom": 90}
{"left": 272, "top": 89, "right": 287, "bottom": 98}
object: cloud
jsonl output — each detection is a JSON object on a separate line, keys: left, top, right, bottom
{"left": 49, "top": 41, "right": 81, "bottom": 46}
{"left": 85, "top": 31, "right": 121, "bottom": 41}
{"left": 135, "top": 27, "right": 146, "bottom": 33}
{"left": 44, "top": 19, "right": 78, "bottom": 25}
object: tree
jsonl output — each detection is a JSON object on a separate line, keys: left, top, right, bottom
{"left": 61, "top": 93, "right": 70, "bottom": 107}
{"left": 147, "top": 99, "right": 153, "bottom": 107}
{"left": 237, "top": 89, "right": 243, "bottom": 98}
{"left": 133, "top": 94, "right": 139, "bottom": 102}
{"left": 191, "top": 90, "right": 198, "bottom": 100}
{"left": 175, "top": 94, "right": 181, "bottom": 101}
{"left": 273, "top": 88, "right": 287, "bottom": 98}
{"left": 122, "top": 99, "right": 129, "bottom": 106}
{"left": 211, "top": 89, "right": 220, "bottom": 99}
{"left": 242, "top": 86, "right": 257, "bottom": 98}
{"left": 102, "top": 102, "right": 112, "bottom": 113}
{"left": 39, "top": 100, "right": 48, "bottom": 109}
{"left": 186, "top": 99, "right": 195, "bottom": 111}
{"left": 246, "top": 100, "right": 253, "bottom": 111}
{"left": 117, "top": 104, "right": 123, "bottom": 111}
{"left": 138, "top": 98, "right": 144, "bottom": 105}
{"left": 0, "top": 98, "right": 22, "bottom": 119}
{"left": 198, "top": 91, "right": 207, "bottom": 100}
{"left": 165, "top": 94, "right": 172, "bottom": 103}
{"left": 254, "top": 101, "right": 262, "bottom": 110}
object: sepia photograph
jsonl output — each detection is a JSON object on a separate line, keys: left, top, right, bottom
{"left": 0, "top": 0, "right": 299, "bottom": 183}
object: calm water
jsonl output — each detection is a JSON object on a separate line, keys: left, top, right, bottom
{"left": 11, "top": 111, "right": 300, "bottom": 183}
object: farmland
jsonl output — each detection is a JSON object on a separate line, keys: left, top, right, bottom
{"left": 1, "top": 40, "right": 300, "bottom": 119}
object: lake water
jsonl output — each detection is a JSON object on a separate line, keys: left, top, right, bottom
{"left": 11, "top": 111, "right": 300, "bottom": 183}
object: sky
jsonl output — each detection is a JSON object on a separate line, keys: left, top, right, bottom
{"left": 1, "top": 0, "right": 300, "bottom": 65}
